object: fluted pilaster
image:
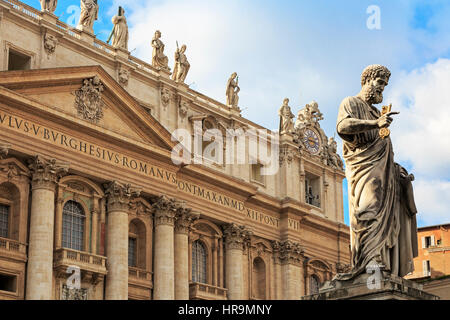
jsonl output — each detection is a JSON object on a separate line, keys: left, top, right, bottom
{"left": 223, "top": 223, "right": 252, "bottom": 300}
{"left": 104, "top": 181, "right": 141, "bottom": 300}
{"left": 174, "top": 205, "right": 199, "bottom": 300}
{"left": 275, "top": 240, "right": 305, "bottom": 300}
{"left": 26, "top": 155, "right": 68, "bottom": 300}
{"left": 153, "top": 195, "right": 179, "bottom": 300}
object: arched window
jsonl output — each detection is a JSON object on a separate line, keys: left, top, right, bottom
{"left": 62, "top": 201, "right": 85, "bottom": 251}
{"left": 310, "top": 275, "right": 321, "bottom": 295}
{"left": 0, "top": 204, "right": 9, "bottom": 238}
{"left": 192, "top": 240, "right": 207, "bottom": 284}
{"left": 252, "top": 257, "right": 266, "bottom": 299}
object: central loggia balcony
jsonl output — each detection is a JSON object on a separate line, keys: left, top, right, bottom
{"left": 53, "top": 248, "right": 107, "bottom": 282}
{"left": 189, "top": 282, "right": 228, "bottom": 300}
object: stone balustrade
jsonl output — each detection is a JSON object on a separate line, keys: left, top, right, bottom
{"left": 189, "top": 282, "right": 228, "bottom": 300}
{"left": 128, "top": 267, "right": 153, "bottom": 289}
{"left": 53, "top": 248, "right": 107, "bottom": 275}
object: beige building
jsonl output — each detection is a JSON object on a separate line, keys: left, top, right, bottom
{"left": 0, "top": 0, "right": 350, "bottom": 300}
{"left": 406, "top": 223, "right": 450, "bottom": 299}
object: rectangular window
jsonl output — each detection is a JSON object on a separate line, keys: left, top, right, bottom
{"left": 128, "top": 237, "right": 137, "bottom": 267}
{"left": 251, "top": 163, "right": 264, "bottom": 184}
{"left": 0, "top": 204, "right": 9, "bottom": 238}
{"left": 423, "top": 260, "right": 431, "bottom": 277}
{"left": 305, "top": 173, "right": 321, "bottom": 208}
{"left": 8, "top": 50, "right": 31, "bottom": 71}
{"left": 0, "top": 273, "right": 17, "bottom": 293}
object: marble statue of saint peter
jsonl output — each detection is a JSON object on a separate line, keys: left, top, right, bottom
{"left": 335, "top": 64, "right": 418, "bottom": 281}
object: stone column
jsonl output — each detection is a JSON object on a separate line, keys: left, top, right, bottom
{"left": 153, "top": 195, "right": 178, "bottom": 300}
{"left": 278, "top": 240, "right": 305, "bottom": 300}
{"left": 26, "top": 155, "right": 69, "bottom": 300}
{"left": 104, "top": 181, "right": 140, "bottom": 300}
{"left": 174, "top": 206, "right": 199, "bottom": 300}
{"left": 223, "top": 223, "right": 252, "bottom": 300}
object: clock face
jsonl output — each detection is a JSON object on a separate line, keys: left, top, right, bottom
{"left": 303, "top": 129, "right": 320, "bottom": 154}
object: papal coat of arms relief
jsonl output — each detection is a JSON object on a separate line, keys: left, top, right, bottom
{"left": 74, "top": 76, "right": 105, "bottom": 123}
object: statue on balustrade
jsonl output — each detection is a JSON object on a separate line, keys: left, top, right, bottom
{"left": 172, "top": 43, "right": 190, "bottom": 83}
{"left": 226, "top": 72, "right": 240, "bottom": 108}
{"left": 77, "top": 0, "right": 98, "bottom": 31}
{"left": 151, "top": 30, "right": 169, "bottom": 71}
{"left": 334, "top": 64, "right": 418, "bottom": 281}
{"left": 107, "top": 6, "right": 129, "bottom": 50}
{"left": 278, "top": 98, "right": 295, "bottom": 135}
{"left": 40, "top": 0, "right": 57, "bottom": 13}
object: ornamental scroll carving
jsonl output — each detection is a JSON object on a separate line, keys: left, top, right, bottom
{"left": 28, "top": 155, "right": 69, "bottom": 191}
{"left": 152, "top": 195, "right": 179, "bottom": 226}
{"left": 175, "top": 205, "right": 200, "bottom": 234}
{"left": 272, "top": 240, "right": 304, "bottom": 266}
{"left": 74, "top": 76, "right": 105, "bottom": 124}
{"left": 104, "top": 181, "right": 141, "bottom": 212}
{"left": 223, "top": 223, "right": 252, "bottom": 251}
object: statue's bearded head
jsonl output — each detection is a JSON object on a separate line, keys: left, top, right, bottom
{"left": 360, "top": 65, "right": 391, "bottom": 105}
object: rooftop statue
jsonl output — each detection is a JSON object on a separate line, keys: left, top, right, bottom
{"left": 278, "top": 98, "right": 295, "bottom": 135}
{"left": 40, "top": 0, "right": 57, "bottom": 13}
{"left": 334, "top": 64, "right": 418, "bottom": 281}
{"left": 226, "top": 72, "right": 240, "bottom": 108}
{"left": 77, "top": 0, "right": 98, "bottom": 32}
{"left": 151, "top": 30, "right": 169, "bottom": 71}
{"left": 172, "top": 43, "right": 190, "bottom": 83}
{"left": 107, "top": 6, "right": 129, "bottom": 50}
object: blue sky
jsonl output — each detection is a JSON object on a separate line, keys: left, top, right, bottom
{"left": 23, "top": 0, "right": 450, "bottom": 227}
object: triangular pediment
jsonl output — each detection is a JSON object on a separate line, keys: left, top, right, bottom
{"left": 0, "top": 65, "right": 175, "bottom": 151}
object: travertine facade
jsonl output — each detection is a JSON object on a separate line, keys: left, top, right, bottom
{"left": 0, "top": 0, "right": 350, "bottom": 300}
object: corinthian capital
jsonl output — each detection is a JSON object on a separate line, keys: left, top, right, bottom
{"left": 152, "top": 195, "right": 179, "bottom": 227}
{"left": 175, "top": 204, "right": 200, "bottom": 234}
{"left": 277, "top": 240, "right": 304, "bottom": 266}
{"left": 223, "top": 223, "right": 252, "bottom": 251}
{"left": 104, "top": 181, "right": 141, "bottom": 213}
{"left": 28, "top": 155, "right": 69, "bottom": 191}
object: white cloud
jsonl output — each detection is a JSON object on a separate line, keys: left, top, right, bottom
{"left": 387, "top": 58, "right": 450, "bottom": 177}
{"left": 385, "top": 58, "right": 450, "bottom": 226}
{"left": 413, "top": 179, "right": 450, "bottom": 226}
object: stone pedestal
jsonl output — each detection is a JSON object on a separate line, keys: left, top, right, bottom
{"left": 303, "top": 273, "right": 440, "bottom": 300}
{"left": 26, "top": 155, "right": 68, "bottom": 300}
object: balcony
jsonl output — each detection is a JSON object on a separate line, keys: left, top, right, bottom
{"left": 189, "top": 282, "right": 228, "bottom": 300}
{"left": 128, "top": 267, "right": 153, "bottom": 289}
{"left": 0, "top": 237, "right": 27, "bottom": 262}
{"left": 53, "top": 248, "right": 107, "bottom": 281}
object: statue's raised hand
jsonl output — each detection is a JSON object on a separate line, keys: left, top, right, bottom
{"left": 377, "top": 111, "right": 399, "bottom": 128}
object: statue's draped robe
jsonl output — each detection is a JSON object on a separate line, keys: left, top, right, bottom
{"left": 226, "top": 79, "right": 239, "bottom": 107}
{"left": 336, "top": 96, "right": 418, "bottom": 280}
{"left": 152, "top": 38, "right": 169, "bottom": 69}
{"left": 78, "top": 0, "right": 98, "bottom": 29}
{"left": 111, "top": 15, "right": 128, "bottom": 50}
{"left": 173, "top": 51, "right": 190, "bottom": 82}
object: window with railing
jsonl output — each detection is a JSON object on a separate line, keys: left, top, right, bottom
{"left": 192, "top": 240, "right": 207, "bottom": 284}
{"left": 0, "top": 204, "right": 9, "bottom": 238}
{"left": 62, "top": 201, "right": 85, "bottom": 251}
